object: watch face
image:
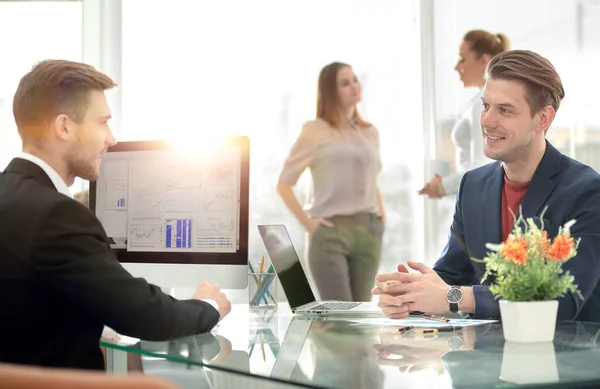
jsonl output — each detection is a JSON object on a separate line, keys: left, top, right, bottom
{"left": 447, "top": 336, "right": 464, "bottom": 351}
{"left": 447, "top": 287, "right": 463, "bottom": 303}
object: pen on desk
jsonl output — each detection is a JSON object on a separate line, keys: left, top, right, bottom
{"left": 413, "top": 328, "right": 439, "bottom": 335}
{"left": 257, "top": 256, "right": 265, "bottom": 286}
{"left": 422, "top": 313, "right": 450, "bottom": 322}
{"left": 394, "top": 326, "right": 412, "bottom": 335}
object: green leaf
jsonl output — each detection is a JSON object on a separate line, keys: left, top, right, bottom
{"left": 471, "top": 208, "right": 583, "bottom": 302}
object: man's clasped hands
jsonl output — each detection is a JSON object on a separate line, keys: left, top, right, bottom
{"left": 372, "top": 262, "right": 454, "bottom": 318}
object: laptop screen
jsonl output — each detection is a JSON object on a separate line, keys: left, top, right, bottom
{"left": 258, "top": 225, "right": 316, "bottom": 309}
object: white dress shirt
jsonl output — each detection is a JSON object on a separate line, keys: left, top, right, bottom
{"left": 16, "top": 152, "right": 72, "bottom": 198}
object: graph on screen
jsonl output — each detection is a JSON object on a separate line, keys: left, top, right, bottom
{"left": 128, "top": 225, "right": 163, "bottom": 247}
{"left": 105, "top": 180, "right": 128, "bottom": 209}
{"left": 165, "top": 218, "right": 193, "bottom": 248}
{"left": 165, "top": 170, "right": 202, "bottom": 191}
{"left": 203, "top": 191, "right": 233, "bottom": 212}
{"left": 208, "top": 163, "right": 234, "bottom": 185}
{"left": 197, "top": 217, "right": 235, "bottom": 249}
{"left": 118, "top": 152, "right": 240, "bottom": 253}
{"left": 90, "top": 137, "right": 249, "bottom": 283}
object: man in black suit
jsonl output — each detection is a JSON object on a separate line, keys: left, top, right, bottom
{"left": 0, "top": 60, "right": 231, "bottom": 370}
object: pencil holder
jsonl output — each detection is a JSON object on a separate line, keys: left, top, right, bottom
{"left": 248, "top": 272, "right": 277, "bottom": 309}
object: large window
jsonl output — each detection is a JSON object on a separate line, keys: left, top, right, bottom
{"left": 426, "top": 0, "right": 600, "bottom": 259}
{"left": 0, "top": 0, "right": 83, "bottom": 192}
{"left": 120, "top": 0, "right": 423, "bottom": 276}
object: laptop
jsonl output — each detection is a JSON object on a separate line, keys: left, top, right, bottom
{"left": 257, "top": 224, "right": 385, "bottom": 316}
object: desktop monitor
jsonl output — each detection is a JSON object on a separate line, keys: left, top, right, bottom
{"left": 89, "top": 136, "right": 249, "bottom": 289}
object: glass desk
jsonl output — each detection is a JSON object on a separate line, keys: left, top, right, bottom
{"left": 102, "top": 304, "right": 600, "bottom": 389}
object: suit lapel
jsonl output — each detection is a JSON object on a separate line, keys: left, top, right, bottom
{"left": 3, "top": 158, "right": 56, "bottom": 191}
{"left": 484, "top": 163, "right": 504, "bottom": 244}
{"left": 520, "top": 142, "right": 561, "bottom": 218}
{"left": 520, "top": 176, "right": 557, "bottom": 218}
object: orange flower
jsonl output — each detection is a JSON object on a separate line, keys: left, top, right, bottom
{"left": 501, "top": 236, "right": 528, "bottom": 264}
{"left": 549, "top": 234, "right": 575, "bottom": 261}
{"left": 538, "top": 230, "right": 551, "bottom": 257}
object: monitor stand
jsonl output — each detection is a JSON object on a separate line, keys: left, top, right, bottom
{"left": 160, "top": 286, "right": 199, "bottom": 301}
{"left": 161, "top": 287, "right": 177, "bottom": 297}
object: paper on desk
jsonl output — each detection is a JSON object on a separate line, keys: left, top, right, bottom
{"left": 101, "top": 326, "right": 140, "bottom": 346}
{"left": 347, "top": 317, "right": 497, "bottom": 328}
{"left": 117, "top": 335, "right": 141, "bottom": 346}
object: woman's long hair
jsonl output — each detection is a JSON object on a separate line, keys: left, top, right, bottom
{"left": 316, "top": 62, "right": 370, "bottom": 129}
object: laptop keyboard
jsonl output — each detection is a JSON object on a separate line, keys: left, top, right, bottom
{"left": 311, "top": 302, "right": 361, "bottom": 311}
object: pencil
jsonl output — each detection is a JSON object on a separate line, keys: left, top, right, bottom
{"left": 258, "top": 332, "right": 266, "bottom": 361}
{"left": 257, "top": 256, "right": 265, "bottom": 287}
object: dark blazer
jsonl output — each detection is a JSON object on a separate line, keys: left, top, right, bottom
{"left": 0, "top": 158, "right": 220, "bottom": 370}
{"left": 434, "top": 141, "right": 600, "bottom": 322}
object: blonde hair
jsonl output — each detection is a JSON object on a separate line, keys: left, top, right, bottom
{"left": 13, "top": 60, "right": 117, "bottom": 144}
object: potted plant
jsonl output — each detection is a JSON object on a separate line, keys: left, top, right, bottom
{"left": 473, "top": 209, "right": 583, "bottom": 343}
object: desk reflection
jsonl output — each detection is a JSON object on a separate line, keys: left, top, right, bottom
{"left": 367, "top": 321, "right": 600, "bottom": 388}
{"left": 136, "top": 333, "right": 246, "bottom": 389}
{"left": 104, "top": 310, "right": 600, "bottom": 389}
{"left": 373, "top": 325, "right": 477, "bottom": 376}
{"left": 278, "top": 320, "right": 384, "bottom": 389}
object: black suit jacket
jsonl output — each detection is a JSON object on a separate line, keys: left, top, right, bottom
{"left": 0, "top": 158, "right": 220, "bottom": 370}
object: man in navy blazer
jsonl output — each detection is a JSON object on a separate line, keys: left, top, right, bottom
{"left": 374, "top": 50, "right": 600, "bottom": 322}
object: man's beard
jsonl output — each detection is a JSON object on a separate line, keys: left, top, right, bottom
{"left": 66, "top": 145, "right": 98, "bottom": 182}
{"left": 484, "top": 127, "right": 535, "bottom": 163}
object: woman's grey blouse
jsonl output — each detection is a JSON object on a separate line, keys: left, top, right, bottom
{"left": 279, "top": 119, "right": 381, "bottom": 219}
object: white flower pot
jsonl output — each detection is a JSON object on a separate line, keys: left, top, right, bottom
{"left": 500, "top": 341, "right": 559, "bottom": 384}
{"left": 499, "top": 300, "right": 558, "bottom": 343}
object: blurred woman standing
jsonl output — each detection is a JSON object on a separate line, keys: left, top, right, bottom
{"left": 277, "top": 62, "right": 385, "bottom": 301}
{"left": 420, "top": 30, "right": 510, "bottom": 198}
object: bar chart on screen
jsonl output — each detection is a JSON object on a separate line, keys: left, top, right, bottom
{"left": 165, "top": 218, "right": 193, "bottom": 248}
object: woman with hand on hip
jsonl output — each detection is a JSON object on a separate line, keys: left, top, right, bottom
{"left": 419, "top": 30, "right": 510, "bottom": 199}
{"left": 277, "top": 62, "right": 385, "bottom": 302}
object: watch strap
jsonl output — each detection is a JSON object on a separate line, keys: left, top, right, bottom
{"left": 450, "top": 301, "right": 459, "bottom": 313}
{"left": 448, "top": 285, "right": 461, "bottom": 313}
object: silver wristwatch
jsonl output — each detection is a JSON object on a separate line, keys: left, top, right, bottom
{"left": 446, "top": 285, "right": 463, "bottom": 313}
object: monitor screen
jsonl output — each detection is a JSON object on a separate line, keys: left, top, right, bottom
{"left": 89, "top": 137, "right": 249, "bottom": 288}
